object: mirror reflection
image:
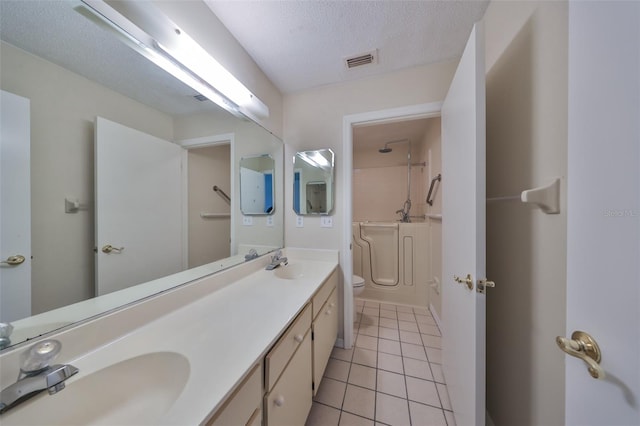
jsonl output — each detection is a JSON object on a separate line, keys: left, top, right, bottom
{"left": 0, "top": 1, "right": 283, "bottom": 349}
{"left": 293, "top": 149, "right": 335, "bottom": 215}
{"left": 240, "top": 155, "right": 276, "bottom": 215}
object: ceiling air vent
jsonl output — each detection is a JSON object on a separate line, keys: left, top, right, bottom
{"left": 193, "top": 94, "right": 208, "bottom": 102}
{"left": 345, "top": 50, "right": 377, "bottom": 69}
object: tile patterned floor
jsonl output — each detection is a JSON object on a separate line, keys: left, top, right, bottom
{"left": 306, "top": 299, "right": 456, "bottom": 426}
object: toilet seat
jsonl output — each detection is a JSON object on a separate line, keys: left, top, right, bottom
{"left": 353, "top": 275, "right": 365, "bottom": 288}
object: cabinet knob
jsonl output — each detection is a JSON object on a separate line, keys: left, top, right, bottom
{"left": 330, "top": 302, "right": 336, "bottom": 308}
{"left": 294, "top": 334, "right": 303, "bottom": 343}
{"left": 325, "top": 309, "right": 332, "bottom": 315}
{"left": 274, "top": 395, "right": 285, "bottom": 407}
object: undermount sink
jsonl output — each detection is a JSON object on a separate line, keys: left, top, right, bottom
{"left": 2, "top": 351, "right": 190, "bottom": 425}
{"left": 273, "top": 263, "right": 306, "bottom": 280}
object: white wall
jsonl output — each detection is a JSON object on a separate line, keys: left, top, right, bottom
{"left": 483, "top": 1, "right": 568, "bottom": 425}
{"left": 283, "top": 61, "right": 456, "bottom": 340}
{"left": 0, "top": 41, "right": 173, "bottom": 314}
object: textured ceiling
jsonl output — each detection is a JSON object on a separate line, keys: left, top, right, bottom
{"left": 206, "top": 0, "right": 490, "bottom": 93}
{"left": 0, "top": 0, "right": 221, "bottom": 117}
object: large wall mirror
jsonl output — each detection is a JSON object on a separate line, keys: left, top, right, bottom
{"left": 293, "top": 149, "right": 335, "bottom": 215}
{"left": 0, "top": 1, "right": 283, "bottom": 349}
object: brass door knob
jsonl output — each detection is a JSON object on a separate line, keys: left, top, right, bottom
{"left": 556, "top": 331, "right": 605, "bottom": 379}
{"left": 1, "top": 255, "right": 26, "bottom": 266}
{"left": 101, "top": 245, "right": 124, "bottom": 254}
{"left": 453, "top": 274, "right": 473, "bottom": 290}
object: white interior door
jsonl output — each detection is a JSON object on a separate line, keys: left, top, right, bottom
{"left": 565, "top": 3, "right": 640, "bottom": 424}
{"left": 95, "top": 117, "right": 183, "bottom": 296}
{"left": 441, "top": 22, "right": 486, "bottom": 426}
{"left": 0, "top": 90, "right": 31, "bottom": 322}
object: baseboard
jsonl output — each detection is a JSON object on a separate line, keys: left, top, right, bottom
{"left": 335, "top": 337, "right": 345, "bottom": 349}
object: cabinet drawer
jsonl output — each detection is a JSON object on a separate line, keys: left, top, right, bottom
{"left": 312, "top": 288, "right": 339, "bottom": 395}
{"left": 265, "top": 303, "right": 312, "bottom": 391}
{"left": 206, "top": 363, "right": 262, "bottom": 426}
{"left": 264, "top": 332, "right": 313, "bottom": 426}
{"left": 312, "top": 269, "right": 338, "bottom": 319}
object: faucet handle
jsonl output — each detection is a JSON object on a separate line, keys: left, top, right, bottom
{"left": 20, "top": 340, "right": 62, "bottom": 374}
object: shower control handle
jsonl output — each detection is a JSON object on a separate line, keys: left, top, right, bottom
{"left": 453, "top": 274, "right": 474, "bottom": 290}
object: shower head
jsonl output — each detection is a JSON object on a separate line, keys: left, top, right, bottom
{"left": 378, "top": 147, "right": 392, "bottom": 153}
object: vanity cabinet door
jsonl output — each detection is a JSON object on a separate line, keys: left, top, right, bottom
{"left": 206, "top": 363, "right": 262, "bottom": 426}
{"left": 312, "top": 287, "right": 338, "bottom": 395}
{"left": 312, "top": 269, "right": 338, "bottom": 318}
{"left": 264, "top": 331, "right": 313, "bottom": 426}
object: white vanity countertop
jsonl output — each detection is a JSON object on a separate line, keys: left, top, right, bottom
{"left": 0, "top": 248, "right": 339, "bottom": 425}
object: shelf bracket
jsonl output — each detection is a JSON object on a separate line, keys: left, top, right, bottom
{"left": 521, "top": 178, "right": 560, "bottom": 214}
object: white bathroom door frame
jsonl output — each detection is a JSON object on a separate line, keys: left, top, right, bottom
{"left": 342, "top": 102, "right": 442, "bottom": 349}
{"left": 179, "top": 133, "right": 235, "bottom": 258}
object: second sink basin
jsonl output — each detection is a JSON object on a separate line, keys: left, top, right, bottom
{"left": 2, "top": 351, "right": 190, "bottom": 425}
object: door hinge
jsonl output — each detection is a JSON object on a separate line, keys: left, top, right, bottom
{"left": 311, "top": 331, "right": 315, "bottom": 340}
{"left": 312, "top": 381, "right": 315, "bottom": 391}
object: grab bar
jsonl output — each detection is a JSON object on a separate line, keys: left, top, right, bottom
{"left": 426, "top": 174, "right": 441, "bottom": 206}
{"left": 213, "top": 185, "right": 231, "bottom": 204}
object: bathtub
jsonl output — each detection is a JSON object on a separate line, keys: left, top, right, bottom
{"left": 352, "top": 221, "right": 430, "bottom": 306}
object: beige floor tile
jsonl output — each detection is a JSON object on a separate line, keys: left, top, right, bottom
{"left": 360, "top": 324, "right": 380, "bottom": 338}
{"left": 353, "top": 347, "right": 378, "bottom": 368}
{"left": 415, "top": 314, "right": 437, "bottom": 326}
{"left": 332, "top": 346, "right": 354, "bottom": 362}
{"left": 408, "top": 401, "right": 447, "bottom": 426}
{"left": 360, "top": 315, "right": 380, "bottom": 327}
{"left": 314, "top": 377, "right": 347, "bottom": 409}
{"left": 343, "top": 384, "right": 376, "bottom": 420}
{"left": 356, "top": 334, "right": 379, "bottom": 351}
{"left": 375, "top": 392, "right": 410, "bottom": 425}
{"left": 378, "top": 352, "right": 404, "bottom": 374}
{"left": 426, "top": 347, "right": 442, "bottom": 364}
{"left": 380, "top": 303, "right": 397, "bottom": 311}
{"left": 401, "top": 342, "right": 428, "bottom": 361}
{"left": 403, "top": 357, "right": 433, "bottom": 381}
{"left": 364, "top": 307, "right": 380, "bottom": 316}
{"left": 306, "top": 402, "right": 341, "bottom": 426}
{"left": 396, "top": 305, "right": 414, "bottom": 313}
{"left": 421, "top": 334, "right": 442, "bottom": 349}
{"left": 378, "top": 338, "right": 402, "bottom": 356}
{"left": 436, "top": 383, "right": 452, "bottom": 411}
{"left": 399, "top": 330, "right": 423, "bottom": 345}
{"left": 397, "top": 312, "right": 416, "bottom": 322}
{"left": 379, "top": 327, "right": 400, "bottom": 341}
{"left": 377, "top": 370, "right": 407, "bottom": 398}
{"left": 365, "top": 300, "right": 381, "bottom": 307}
{"left": 339, "top": 412, "right": 375, "bottom": 426}
{"left": 325, "top": 358, "right": 351, "bottom": 382}
{"left": 430, "top": 364, "right": 445, "bottom": 384}
{"left": 413, "top": 307, "right": 430, "bottom": 315}
{"left": 379, "top": 318, "right": 399, "bottom": 329}
{"left": 417, "top": 323, "right": 441, "bottom": 337}
{"left": 406, "top": 376, "right": 440, "bottom": 407}
{"left": 444, "top": 410, "right": 456, "bottom": 426}
{"left": 380, "top": 309, "right": 398, "bottom": 320}
{"left": 398, "top": 321, "right": 419, "bottom": 333}
{"left": 348, "top": 363, "right": 377, "bottom": 390}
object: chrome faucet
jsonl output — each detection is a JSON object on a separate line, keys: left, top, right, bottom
{"left": 0, "top": 339, "right": 78, "bottom": 414}
{"left": 0, "top": 323, "right": 13, "bottom": 350}
{"left": 265, "top": 250, "right": 288, "bottom": 270}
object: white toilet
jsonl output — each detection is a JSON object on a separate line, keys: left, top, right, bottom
{"left": 353, "top": 275, "right": 365, "bottom": 322}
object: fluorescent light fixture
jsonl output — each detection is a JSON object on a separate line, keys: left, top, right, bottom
{"left": 298, "top": 151, "right": 332, "bottom": 171}
{"left": 76, "top": 0, "right": 269, "bottom": 120}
